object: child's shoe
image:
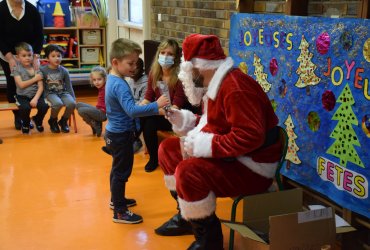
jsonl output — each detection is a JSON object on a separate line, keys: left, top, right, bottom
{"left": 58, "top": 117, "right": 70, "bottom": 133}
{"left": 113, "top": 210, "right": 143, "bottom": 224}
{"left": 31, "top": 116, "right": 44, "bottom": 132}
{"left": 48, "top": 118, "right": 60, "bottom": 133}
{"left": 21, "top": 126, "right": 30, "bottom": 134}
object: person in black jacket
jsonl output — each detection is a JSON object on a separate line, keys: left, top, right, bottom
{"left": 0, "top": 0, "right": 44, "bottom": 130}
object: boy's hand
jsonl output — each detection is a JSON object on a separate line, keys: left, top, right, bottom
{"left": 30, "top": 98, "right": 38, "bottom": 108}
{"left": 156, "top": 94, "right": 170, "bottom": 109}
{"left": 34, "top": 74, "right": 43, "bottom": 82}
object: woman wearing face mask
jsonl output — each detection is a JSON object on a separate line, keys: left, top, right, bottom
{"left": 140, "top": 39, "right": 187, "bottom": 173}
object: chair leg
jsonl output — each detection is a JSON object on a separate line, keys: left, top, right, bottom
{"left": 229, "top": 196, "right": 243, "bottom": 250}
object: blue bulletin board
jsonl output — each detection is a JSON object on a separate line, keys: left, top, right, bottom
{"left": 229, "top": 13, "right": 370, "bottom": 218}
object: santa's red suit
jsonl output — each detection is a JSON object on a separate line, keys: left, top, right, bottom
{"left": 158, "top": 55, "right": 282, "bottom": 220}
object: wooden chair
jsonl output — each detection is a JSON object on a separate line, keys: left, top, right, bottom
{"left": 0, "top": 102, "right": 78, "bottom": 133}
{"left": 226, "top": 126, "right": 289, "bottom": 250}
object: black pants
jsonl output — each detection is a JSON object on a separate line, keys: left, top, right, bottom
{"left": 141, "top": 115, "right": 172, "bottom": 165}
{"left": 17, "top": 95, "right": 49, "bottom": 126}
{"left": 105, "top": 130, "right": 135, "bottom": 212}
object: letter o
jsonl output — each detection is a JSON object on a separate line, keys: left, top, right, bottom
{"left": 331, "top": 66, "right": 343, "bottom": 86}
{"left": 244, "top": 31, "right": 252, "bottom": 46}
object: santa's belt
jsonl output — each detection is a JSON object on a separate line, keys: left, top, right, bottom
{"left": 222, "top": 126, "right": 279, "bottom": 162}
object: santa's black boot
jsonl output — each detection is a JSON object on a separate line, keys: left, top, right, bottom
{"left": 155, "top": 191, "right": 193, "bottom": 236}
{"left": 187, "top": 213, "right": 224, "bottom": 250}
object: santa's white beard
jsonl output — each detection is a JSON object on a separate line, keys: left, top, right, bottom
{"left": 179, "top": 63, "right": 205, "bottom": 106}
{"left": 184, "top": 81, "right": 205, "bottom": 106}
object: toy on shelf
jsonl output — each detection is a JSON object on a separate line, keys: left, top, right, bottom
{"left": 53, "top": 1, "right": 65, "bottom": 27}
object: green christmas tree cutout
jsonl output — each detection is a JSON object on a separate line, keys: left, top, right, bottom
{"left": 295, "top": 35, "right": 321, "bottom": 94}
{"left": 253, "top": 53, "right": 271, "bottom": 92}
{"left": 284, "top": 114, "right": 302, "bottom": 168}
{"left": 326, "top": 84, "right": 364, "bottom": 168}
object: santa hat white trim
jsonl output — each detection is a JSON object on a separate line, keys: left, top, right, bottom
{"left": 237, "top": 156, "right": 278, "bottom": 178}
{"left": 164, "top": 175, "right": 176, "bottom": 191}
{"left": 178, "top": 191, "right": 216, "bottom": 220}
{"left": 172, "top": 109, "right": 197, "bottom": 136}
{"left": 206, "top": 57, "right": 234, "bottom": 100}
{"left": 192, "top": 58, "right": 225, "bottom": 70}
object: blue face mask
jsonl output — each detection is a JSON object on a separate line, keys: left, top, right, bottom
{"left": 158, "top": 54, "right": 174, "bottom": 68}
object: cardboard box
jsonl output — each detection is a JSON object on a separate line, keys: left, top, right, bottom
{"left": 81, "top": 48, "right": 100, "bottom": 63}
{"left": 224, "top": 188, "right": 356, "bottom": 250}
{"left": 81, "top": 30, "right": 101, "bottom": 45}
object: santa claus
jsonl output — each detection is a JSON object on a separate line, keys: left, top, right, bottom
{"left": 155, "top": 34, "right": 283, "bottom": 250}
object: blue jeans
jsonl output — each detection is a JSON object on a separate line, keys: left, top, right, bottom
{"left": 105, "top": 130, "right": 135, "bottom": 213}
{"left": 46, "top": 93, "right": 76, "bottom": 119}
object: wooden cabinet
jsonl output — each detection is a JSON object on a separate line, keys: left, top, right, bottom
{"left": 41, "top": 27, "right": 106, "bottom": 83}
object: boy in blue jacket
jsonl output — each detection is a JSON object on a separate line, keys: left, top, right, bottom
{"left": 104, "top": 38, "right": 169, "bottom": 224}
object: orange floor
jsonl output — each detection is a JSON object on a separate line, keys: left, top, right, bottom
{"left": 0, "top": 90, "right": 243, "bottom": 250}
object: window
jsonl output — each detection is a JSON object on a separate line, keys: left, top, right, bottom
{"left": 117, "top": 0, "right": 143, "bottom": 26}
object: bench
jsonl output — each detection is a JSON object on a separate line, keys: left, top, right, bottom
{"left": 0, "top": 102, "right": 77, "bottom": 133}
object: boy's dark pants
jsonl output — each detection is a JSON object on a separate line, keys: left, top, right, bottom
{"left": 17, "top": 95, "right": 49, "bottom": 125}
{"left": 105, "top": 130, "right": 135, "bottom": 213}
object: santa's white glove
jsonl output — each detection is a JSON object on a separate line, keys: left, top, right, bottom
{"left": 165, "top": 108, "right": 184, "bottom": 128}
{"left": 166, "top": 109, "right": 197, "bottom": 136}
{"left": 183, "top": 132, "right": 214, "bottom": 158}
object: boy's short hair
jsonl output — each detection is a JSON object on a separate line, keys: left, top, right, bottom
{"left": 44, "top": 44, "right": 64, "bottom": 58}
{"left": 109, "top": 38, "right": 142, "bottom": 63}
{"left": 15, "top": 42, "right": 33, "bottom": 54}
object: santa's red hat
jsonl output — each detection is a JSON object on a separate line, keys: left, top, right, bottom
{"left": 179, "top": 34, "right": 232, "bottom": 105}
{"left": 183, "top": 34, "right": 226, "bottom": 61}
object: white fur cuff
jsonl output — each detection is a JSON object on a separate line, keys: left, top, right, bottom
{"left": 164, "top": 175, "right": 176, "bottom": 191}
{"left": 191, "top": 132, "right": 214, "bottom": 158}
{"left": 237, "top": 156, "right": 278, "bottom": 178}
{"left": 172, "top": 109, "right": 197, "bottom": 136}
{"left": 178, "top": 192, "right": 216, "bottom": 220}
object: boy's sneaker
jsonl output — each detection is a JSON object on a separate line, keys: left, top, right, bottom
{"left": 48, "top": 118, "right": 60, "bottom": 133}
{"left": 110, "top": 198, "right": 137, "bottom": 209}
{"left": 21, "top": 126, "right": 30, "bottom": 134}
{"left": 113, "top": 210, "right": 143, "bottom": 224}
{"left": 31, "top": 116, "right": 44, "bottom": 132}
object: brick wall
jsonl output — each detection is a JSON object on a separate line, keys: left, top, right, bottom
{"left": 308, "top": 0, "right": 362, "bottom": 17}
{"left": 150, "top": 0, "right": 365, "bottom": 52}
{"left": 151, "top": 0, "right": 236, "bottom": 52}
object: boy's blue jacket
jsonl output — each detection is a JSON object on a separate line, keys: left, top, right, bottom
{"left": 105, "top": 74, "right": 158, "bottom": 133}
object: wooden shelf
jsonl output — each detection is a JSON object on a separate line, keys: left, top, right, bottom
{"left": 42, "top": 26, "right": 107, "bottom": 74}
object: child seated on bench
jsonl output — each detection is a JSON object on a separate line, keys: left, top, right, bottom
{"left": 13, "top": 42, "right": 49, "bottom": 134}
{"left": 40, "top": 44, "right": 76, "bottom": 133}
